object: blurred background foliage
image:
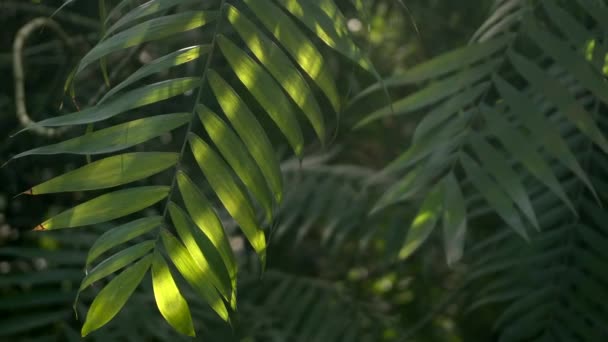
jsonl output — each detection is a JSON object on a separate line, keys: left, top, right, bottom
{"left": 0, "top": 0, "right": 495, "bottom": 341}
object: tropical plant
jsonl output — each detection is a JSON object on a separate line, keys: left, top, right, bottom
{"left": 5, "top": 0, "right": 608, "bottom": 340}
{"left": 355, "top": 0, "right": 608, "bottom": 340}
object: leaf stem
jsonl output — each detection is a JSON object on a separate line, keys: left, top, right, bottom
{"left": 159, "top": 0, "right": 227, "bottom": 231}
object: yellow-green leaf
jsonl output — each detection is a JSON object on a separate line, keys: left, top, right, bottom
{"left": 14, "top": 114, "right": 189, "bottom": 159}
{"left": 160, "top": 229, "right": 229, "bottom": 322}
{"left": 217, "top": 35, "right": 303, "bottom": 156}
{"left": 208, "top": 70, "right": 282, "bottom": 202}
{"left": 225, "top": 5, "right": 326, "bottom": 143}
{"left": 28, "top": 152, "right": 178, "bottom": 194}
{"left": 176, "top": 171, "right": 237, "bottom": 305}
{"left": 188, "top": 133, "right": 267, "bottom": 266}
{"left": 398, "top": 183, "right": 444, "bottom": 260}
{"left": 23, "top": 78, "right": 198, "bottom": 130}
{"left": 36, "top": 186, "right": 169, "bottom": 230}
{"left": 151, "top": 252, "right": 195, "bottom": 337}
{"left": 78, "top": 11, "right": 217, "bottom": 73}
{"left": 100, "top": 45, "right": 210, "bottom": 103}
{"left": 81, "top": 254, "right": 152, "bottom": 337}
{"left": 79, "top": 240, "right": 154, "bottom": 291}
{"left": 168, "top": 202, "right": 231, "bottom": 301}
{"left": 242, "top": 0, "right": 340, "bottom": 112}
{"left": 87, "top": 216, "right": 162, "bottom": 265}
{"left": 197, "top": 104, "right": 273, "bottom": 221}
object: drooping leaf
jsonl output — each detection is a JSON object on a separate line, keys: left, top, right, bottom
{"left": 35, "top": 186, "right": 169, "bottom": 230}
{"left": 23, "top": 78, "right": 198, "bottom": 129}
{"left": 460, "top": 153, "right": 528, "bottom": 240}
{"left": 105, "top": 0, "right": 201, "bottom": 36}
{"left": 81, "top": 254, "right": 152, "bottom": 337}
{"left": 87, "top": 216, "right": 162, "bottom": 265}
{"left": 176, "top": 171, "right": 236, "bottom": 290}
{"left": 28, "top": 152, "right": 178, "bottom": 194}
{"left": 357, "top": 60, "right": 500, "bottom": 127}
{"left": 151, "top": 252, "right": 195, "bottom": 337}
{"left": 217, "top": 35, "right": 303, "bottom": 156}
{"left": 398, "top": 183, "right": 444, "bottom": 260}
{"left": 78, "top": 11, "right": 217, "bottom": 73}
{"left": 100, "top": 45, "right": 210, "bottom": 103}
{"left": 469, "top": 136, "right": 539, "bottom": 229}
{"left": 484, "top": 76, "right": 595, "bottom": 206}
{"left": 13, "top": 113, "right": 189, "bottom": 159}
{"left": 197, "top": 104, "right": 273, "bottom": 221}
{"left": 442, "top": 173, "right": 467, "bottom": 266}
{"left": 160, "top": 229, "right": 229, "bottom": 322}
{"left": 208, "top": 70, "right": 282, "bottom": 202}
{"left": 509, "top": 50, "right": 608, "bottom": 154}
{"left": 225, "top": 5, "right": 326, "bottom": 143}
{"left": 168, "top": 202, "right": 231, "bottom": 301}
{"left": 242, "top": 0, "right": 340, "bottom": 112}
{"left": 79, "top": 240, "right": 155, "bottom": 291}
{"left": 188, "top": 134, "right": 267, "bottom": 266}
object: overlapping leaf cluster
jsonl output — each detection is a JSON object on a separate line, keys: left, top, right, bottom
{"left": 357, "top": 0, "right": 608, "bottom": 339}
{"left": 9, "top": 0, "right": 376, "bottom": 336}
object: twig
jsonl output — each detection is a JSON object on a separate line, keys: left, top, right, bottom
{"left": 13, "top": 18, "right": 74, "bottom": 138}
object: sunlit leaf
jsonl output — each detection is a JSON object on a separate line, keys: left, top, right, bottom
{"left": 36, "top": 186, "right": 169, "bottom": 230}
{"left": 100, "top": 45, "right": 210, "bottom": 103}
{"left": 78, "top": 11, "right": 217, "bottom": 73}
{"left": 160, "top": 229, "right": 229, "bottom": 322}
{"left": 28, "top": 152, "right": 178, "bottom": 194}
{"left": 22, "top": 78, "right": 198, "bottom": 129}
{"left": 208, "top": 70, "right": 283, "bottom": 202}
{"left": 13, "top": 113, "right": 189, "bottom": 159}
{"left": 225, "top": 5, "right": 326, "bottom": 143}
{"left": 87, "top": 216, "right": 162, "bottom": 265}
{"left": 242, "top": 0, "right": 340, "bottom": 112}
{"left": 81, "top": 254, "right": 152, "bottom": 336}
{"left": 398, "top": 183, "right": 444, "bottom": 260}
{"left": 197, "top": 104, "right": 273, "bottom": 221}
{"left": 188, "top": 133, "right": 267, "bottom": 266}
{"left": 79, "top": 240, "right": 155, "bottom": 291}
{"left": 217, "top": 35, "right": 303, "bottom": 156}
{"left": 151, "top": 252, "right": 195, "bottom": 337}
{"left": 168, "top": 202, "right": 231, "bottom": 301}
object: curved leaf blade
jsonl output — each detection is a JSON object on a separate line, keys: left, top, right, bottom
{"left": 176, "top": 171, "right": 237, "bottom": 304}
{"left": 81, "top": 254, "right": 152, "bottom": 337}
{"left": 160, "top": 229, "right": 229, "bottom": 322}
{"left": 36, "top": 186, "right": 169, "bottom": 230}
{"left": 14, "top": 113, "right": 189, "bottom": 159}
{"left": 398, "top": 183, "right": 444, "bottom": 260}
{"left": 87, "top": 216, "right": 162, "bottom": 265}
{"left": 79, "top": 240, "right": 155, "bottom": 291}
{"left": 151, "top": 252, "right": 195, "bottom": 337}
{"left": 29, "top": 152, "right": 178, "bottom": 194}
{"left": 100, "top": 45, "right": 210, "bottom": 103}
{"left": 188, "top": 134, "right": 267, "bottom": 266}
{"left": 168, "top": 202, "right": 231, "bottom": 301}
{"left": 442, "top": 173, "right": 467, "bottom": 266}
{"left": 78, "top": 11, "right": 217, "bottom": 73}
{"left": 217, "top": 35, "right": 303, "bottom": 156}
{"left": 25, "top": 78, "right": 198, "bottom": 129}
{"left": 226, "top": 5, "right": 326, "bottom": 143}
{"left": 242, "top": 0, "right": 340, "bottom": 112}
{"left": 208, "top": 70, "right": 282, "bottom": 202}
{"left": 197, "top": 104, "right": 273, "bottom": 221}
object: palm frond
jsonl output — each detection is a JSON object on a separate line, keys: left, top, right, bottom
{"left": 8, "top": 0, "right": 374, "bottom": 336}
